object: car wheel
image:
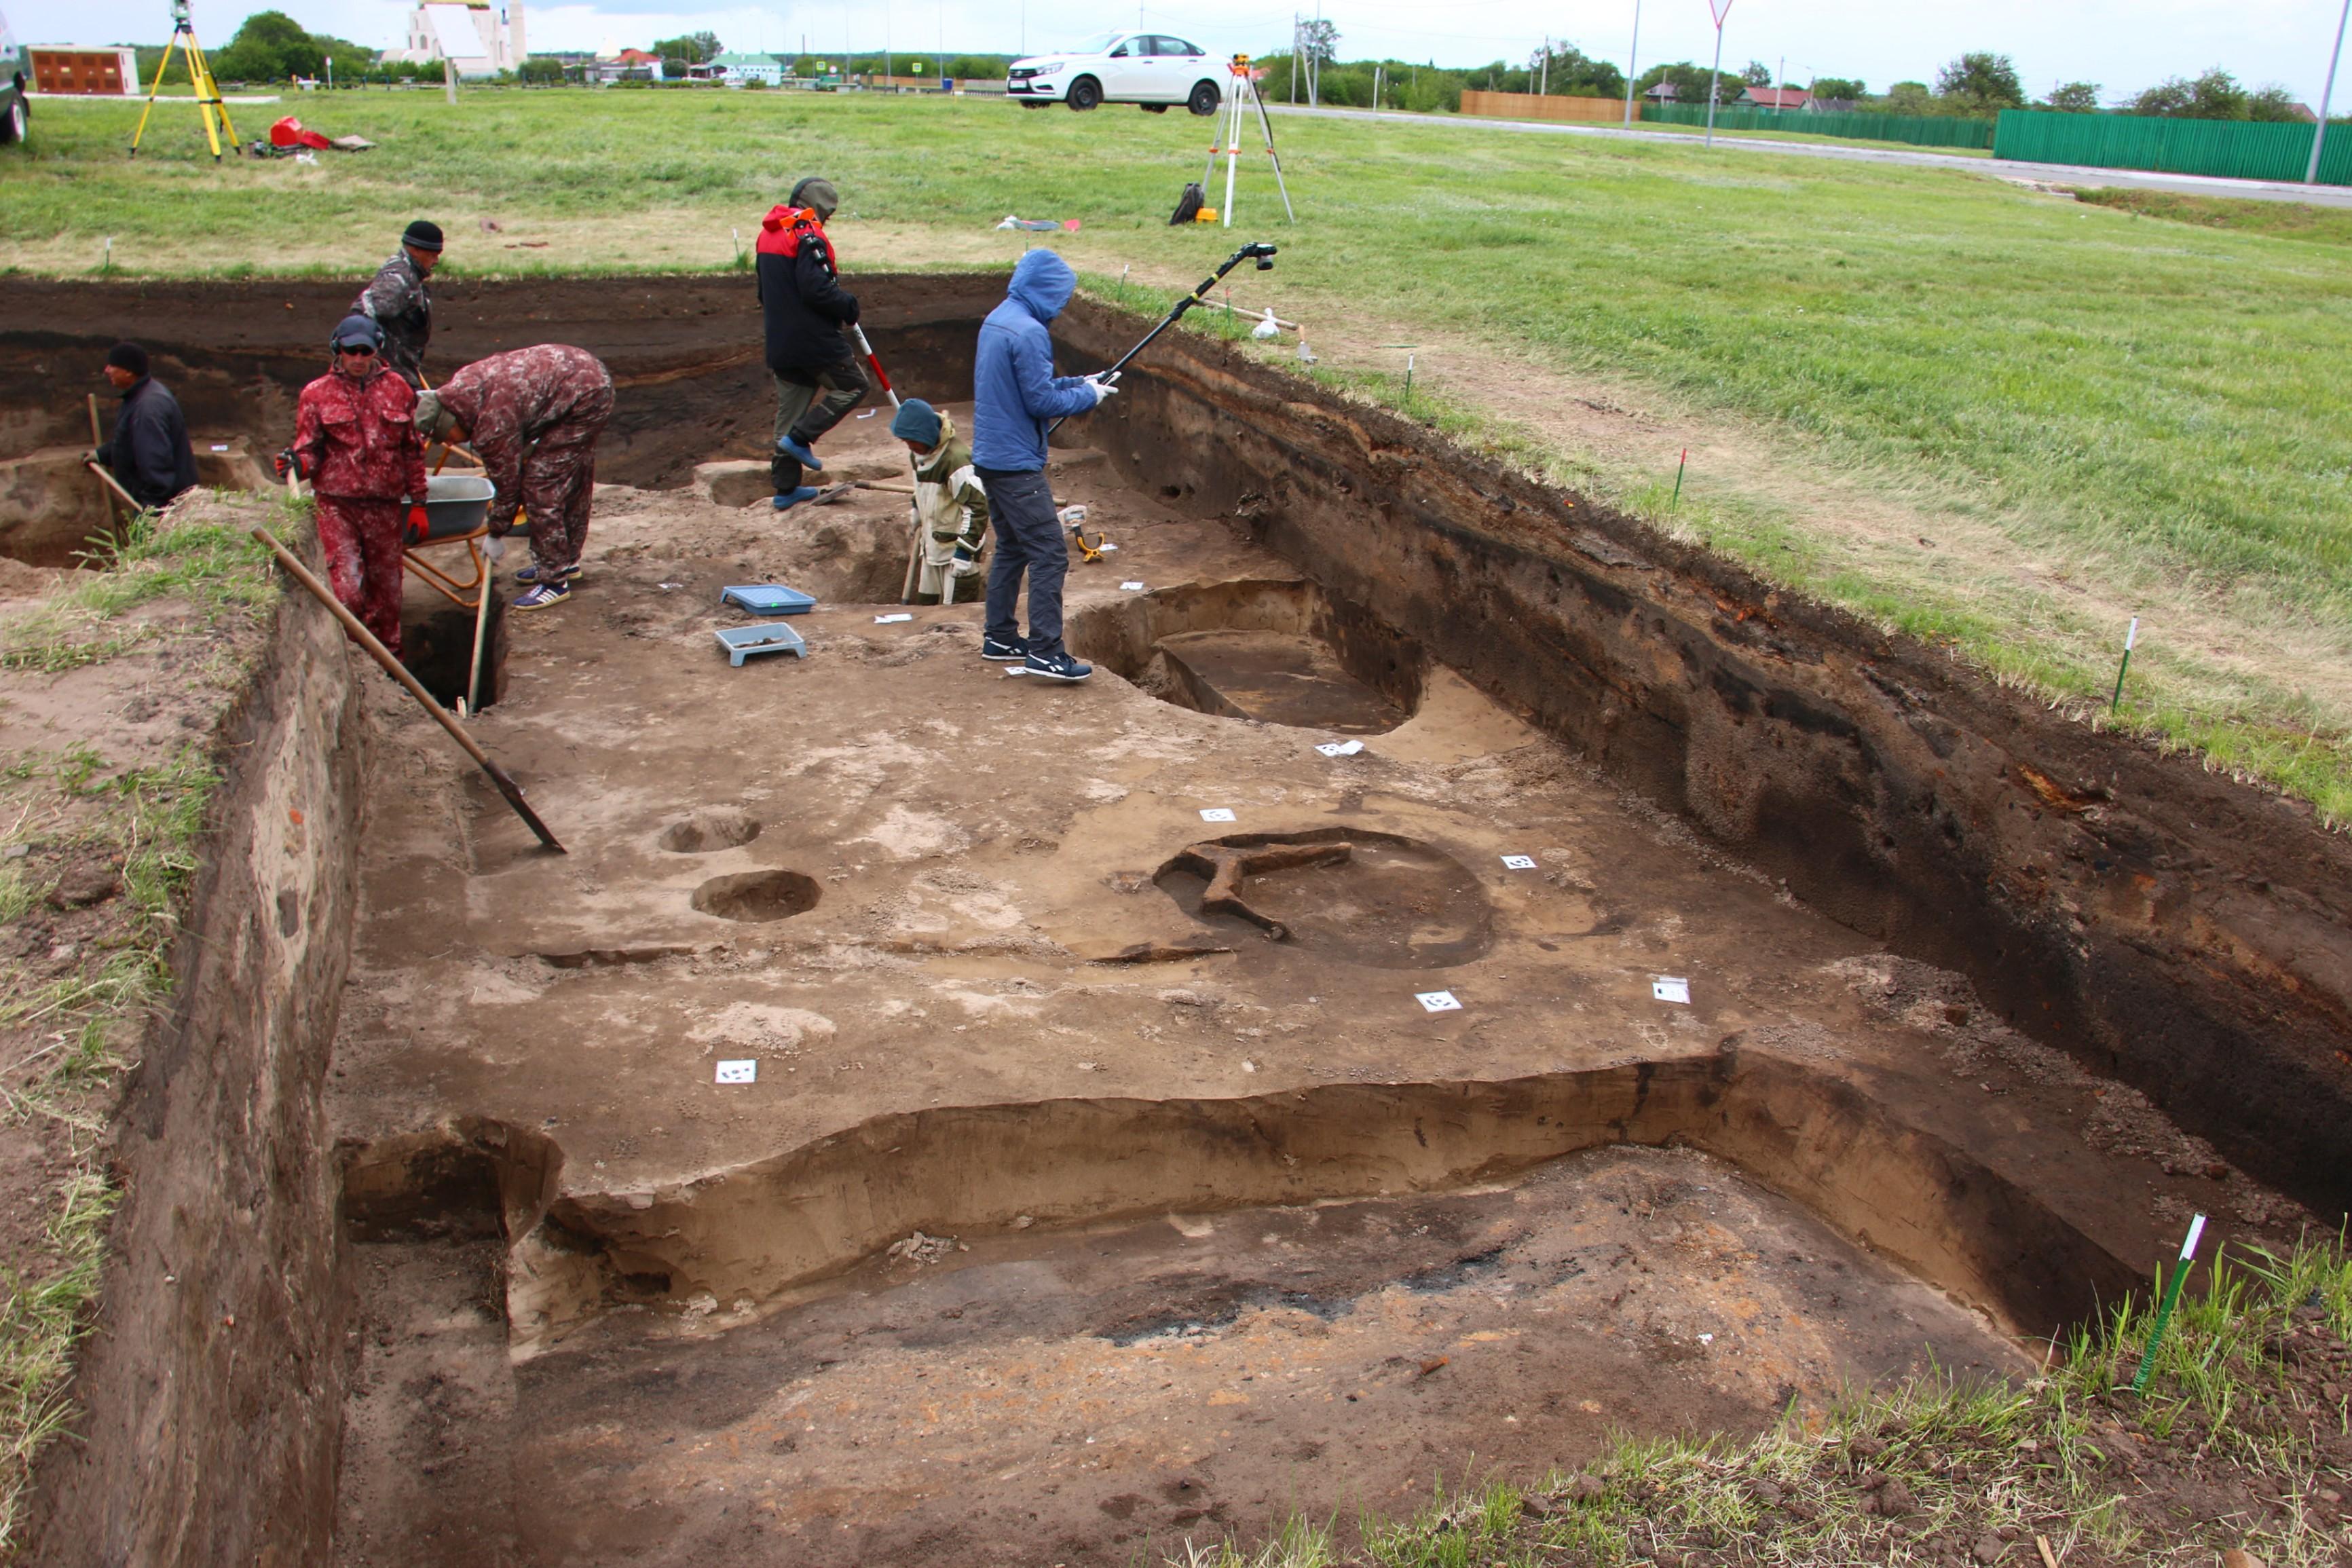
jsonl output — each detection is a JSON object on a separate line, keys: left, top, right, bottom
{"left": 0, "top": 100, "right": 23, "bottom": 145}
{"left": 1140, "top": 102, "right": 1168, "bottom": 113}
{"left": 1187, "top": 80, "right": 1220, "bottom": 115}
{"left": 1066, "top": 75, "right": 1102, "bottom": 111}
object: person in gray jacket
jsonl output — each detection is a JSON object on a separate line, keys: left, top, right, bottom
{"left": 92, "top": 343, "right": 198, "bottom": 511}
{"left": 352, "top": 219, "right": 443, "bottom": 387}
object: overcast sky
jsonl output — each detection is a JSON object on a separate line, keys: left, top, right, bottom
{"left": 22, "top": 0, "right": 2352, "bottom": 105}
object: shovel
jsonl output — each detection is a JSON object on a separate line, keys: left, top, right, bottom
{"left": 250, "top": 525, "right": 565, "bottom": 853}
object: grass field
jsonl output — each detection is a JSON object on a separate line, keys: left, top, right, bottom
{"left": 6, "top": 88, "right": 2350, "bottom": 819}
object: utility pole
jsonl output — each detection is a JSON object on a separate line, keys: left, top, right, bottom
{"left": 1622, "top": 0, "right": 1641, "bottom": 126}
{"left": 1310, "top": 0, "right": 1321, "bottom": 108}
{"left": 1703, "top": 0, "right": 1731, "bottom": 145}
{"left": 1290, "top": 14, "right": 1299, "bottom": 103}
{"left": 1539, "top": 35, "right": 1548, "bottom": 96}
{"left": 2311, "top": 0, "right": 2351, "bottom": 183}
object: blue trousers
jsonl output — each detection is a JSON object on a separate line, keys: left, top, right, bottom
{"left": 977, "top": 467, "right": 1066, "bottom": 658}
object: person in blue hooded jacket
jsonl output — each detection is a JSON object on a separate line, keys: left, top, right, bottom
{"left": 970, "top": 249, "right": 1117, "bottom": 682}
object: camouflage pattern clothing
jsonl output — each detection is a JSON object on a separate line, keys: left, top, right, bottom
{"left": 434, "top": 346, "right": 616, "bottom": 578}
{"left": 291, "top": 365, "right": 428, "bottom": 656}
{"left": 908, "top": 413, "right": 991, "bottom": 604}
{"left": 352, "top": 250, "right": 433, "bottom": 387}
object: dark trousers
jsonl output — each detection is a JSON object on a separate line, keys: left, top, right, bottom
{"left": 978, "top": 468, "right": 1065, "bottom": 658}
{"left": 768, "top": 360, "right": 869, "bottom": 491}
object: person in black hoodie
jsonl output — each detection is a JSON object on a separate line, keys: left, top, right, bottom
{"left": 92, "top": 343, "right": 198, "bottom": 512}
{"left": 755, "top": 176, "right": 868, "bottom": 509}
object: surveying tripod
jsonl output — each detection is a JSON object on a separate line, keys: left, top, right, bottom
{"left": 1201, "top": 56, "right": 1294, "bottom": 227}
{"left": 131, "top": 0, "right": 239, "bottom": 160}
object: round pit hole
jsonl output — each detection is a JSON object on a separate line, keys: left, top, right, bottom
{"left": 658, "top": 806, "right": 762, "bottom": 853}
{"left": 691, "top": 869, "right": 821, "bottom": 923}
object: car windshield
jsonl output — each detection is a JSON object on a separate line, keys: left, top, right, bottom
{"left": 1067, "top": 32, "right": 1125, "bottom": 55}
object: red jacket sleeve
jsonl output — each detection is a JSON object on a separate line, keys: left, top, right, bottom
{"left": 383, "top": 376, "right": 429, "bottom": 501}
{"left": 291, "top": 382, "right": 328, "bottom": 479}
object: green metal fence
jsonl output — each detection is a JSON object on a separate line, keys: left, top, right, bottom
{"left": 1639, "top": 102, "right": 1995, "bottom": 150}
{"left": 1992, "top": 109, "right": 2352, "bottom": 185}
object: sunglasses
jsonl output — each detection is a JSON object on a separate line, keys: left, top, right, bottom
{"left": 335, "top": 342, "right": 377, "bottom": 356}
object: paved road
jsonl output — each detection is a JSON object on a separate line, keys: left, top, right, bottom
{"left": 1267, "top": 103, "right": 2352, "bottom": 208}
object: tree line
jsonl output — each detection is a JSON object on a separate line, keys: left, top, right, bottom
{"left": 1257, "top": 31, "right": 2316, "bottom": 124}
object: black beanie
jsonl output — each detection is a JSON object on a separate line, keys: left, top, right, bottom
{"left": 105, "top": 342, "right": 149, "bottom": 377}
{"left": 403, "top": 219, "right": 445, "bottom": 253}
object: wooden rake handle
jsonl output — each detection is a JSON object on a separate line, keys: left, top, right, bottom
{"left": 250, "top": 525, "right": 565, "bottom": 853}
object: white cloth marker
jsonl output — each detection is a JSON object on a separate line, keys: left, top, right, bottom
{"left": 1652, "top": 977, "right": 1691, "bottom": 1004}
{"left": 1315, "top": 740, "right": 1364, "bottom": 757}
{"left": 1121, "top": 580, "right": 1147, "bottom": 591}
{"left": 715, "top": 1059, "right": 758, "bottom": 1084}
{"left": 1199, "top": 807, "right": 1237, "bottom": 823}
{"left": 1500, "top": 855, "right": 1536, "bottom": 870}
{"left": 1416, "top": 990, "right": 1463, "bottom": 1013}
{"left": 874, "top": 612, "right": 914, "bottom": 624}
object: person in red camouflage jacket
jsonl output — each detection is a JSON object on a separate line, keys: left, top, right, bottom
{"left": 414, "top": 345, "right": 614, "bottom": 610}
{"left": 276, "top": 315, "right": 428, "bottom": 656}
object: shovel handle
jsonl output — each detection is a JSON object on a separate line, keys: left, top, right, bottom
{"left": 86, "top": 460, "right": 143, "bottom": 512}
{"left": 250, "top": 525, "right": 565, "bottom": 852}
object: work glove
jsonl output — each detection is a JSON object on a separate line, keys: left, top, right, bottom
{"left": 1084, "top": 373, "right": 1119, "bottom": 407}
{"left": 403, "top": 504, "right": 430, "bottom": 545}
{"left": 272, "top": 447, "right": 306, "bottom": 481}
{"left": 949, "top": 544, "right": 980, "bottom": 577}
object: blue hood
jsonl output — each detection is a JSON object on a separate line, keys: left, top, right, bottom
{"left": 1007, "top": 249, "right": 1076, "bottom": 322}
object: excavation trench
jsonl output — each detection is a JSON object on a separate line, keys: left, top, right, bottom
{"left": 3, "top": 273, "right": 2347, "bottom": 1567}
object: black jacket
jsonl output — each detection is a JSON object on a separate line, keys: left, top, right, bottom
{"left": 755, "top": 230, "right": 859, "bottom": 375}
{"left": 352, "top": 250, "right": 432, "bottom": 386}
{"left": 96, "top": 377, "right": 199, "bottom": 510}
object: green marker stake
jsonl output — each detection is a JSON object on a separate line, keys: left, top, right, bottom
{"left": 1403, "top": 353, "right": 1415, "bottom": 407}
{"left": 2131, "top": 1211, "right": 2206, "bottom": 1394}
{"left": 2111, "top": 616, "right": 2139, "bottom": 713}
{"left": 1671, "top": 447, "right": 1689, "bottom": 507}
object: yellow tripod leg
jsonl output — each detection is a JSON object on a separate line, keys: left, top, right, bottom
{"left": 191, "top": 38, "right": 239, "bottom": 148}
{"left": 128, "top": 33, "right": 183, "bottom": 154}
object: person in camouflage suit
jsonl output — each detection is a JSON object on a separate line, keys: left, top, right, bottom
{"left": 414, "top": 344, "right": 614, "bottom": 610}
{"left": 351, "top": 219, "right": 443, "bottom": 388}
{"left": 890, "top": 400, "right": 990, "bottom": 605}
{"left": 277, "top": 316, "right": 429, "bottom": 656}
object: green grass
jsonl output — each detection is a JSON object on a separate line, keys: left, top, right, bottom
{"left": 0, "top": 504, "right": 269, "bottom": 1554}
{"left": 2068, "top": 184, "right": 2352, "bottom": 245}
{"left": 1174, "top": 1240, "right": 2352, "bottom": 1567}
{"left": 9, "top": 90, "right": 2352, "bottom": 817}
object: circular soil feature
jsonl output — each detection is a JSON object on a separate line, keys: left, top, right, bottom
{"left": 1155, "top": 829, "right": 1491, "bottom": 968}
{"left": 691, "top": 869, "right": 821, "bottom": 922}
{"left": 658, "top": 806, "right": 763, "bottom": 854}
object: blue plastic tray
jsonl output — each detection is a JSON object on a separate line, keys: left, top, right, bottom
{"left": 713, "top": 623, "right": 808, "bottom": 666}
{"left": 721, "top": 584, "right": 817, "bottom": 615}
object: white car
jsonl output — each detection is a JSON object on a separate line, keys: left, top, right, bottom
{"left": 1005, "top": 32, "right": 1225, "bottom": 115}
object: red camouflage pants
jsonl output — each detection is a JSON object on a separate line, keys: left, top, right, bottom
{"left": 518, "top": 397, "right": 612, "bottom": 574}
{"left": 314, "top": 496, "right": 406, "bottom": 658}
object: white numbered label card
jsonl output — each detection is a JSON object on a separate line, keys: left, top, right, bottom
{"left": 1199, "top": 808, "right": 1237, "bottom": 823}
{"left": 715, "top": 1059, "right": 759, "bottom": 1083}
{"left": 1500, "top": 855, "right": 1537, "bottom": 870}
{"left": 1651, "top": 977, "right": 1691, "bottom": 1005}
{"left": 1416, "top": 990, "right": 1463, "bottom": 1013}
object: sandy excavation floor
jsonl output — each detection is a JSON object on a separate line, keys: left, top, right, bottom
{"left": 323, "top": 411, "right": 2310, "bottom": 1566}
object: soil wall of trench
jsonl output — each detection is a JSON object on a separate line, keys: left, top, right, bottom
{"left": 18, "top": 548, "right": 367, "bottom": 1567}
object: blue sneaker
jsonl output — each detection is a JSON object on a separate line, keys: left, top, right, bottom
{"left": 514, "top": 580, "right": 571, "bottom": 611}
{"left": 979, "top": 633, "right": 1028, "bottom": 662}
{"left": 776, "top": 434, "right": 823, "bottom": 472}
{"left": 514, "top": 561, "right": 582, "bottom": 585}
{"left": 1024, "top": 650, "right": 1092, "bottom": 682}
{"left": 771, "top": 487, "right": 823, "bottom": 510}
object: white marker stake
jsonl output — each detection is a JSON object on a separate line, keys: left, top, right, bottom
{"left": 1199, "top": 808, "right": 1237, "bottom": 823}
{"left": 715, "top": 1059, "right": 758, "bottom": 1084}
{"left": 874, "top": 612, "right": 914, "bottom": 624}
{"left": 1500, "top": 855, "right": 1536, "bottom": 870}
{"left": 1652, "top": 977, "right": 1691, "bottom": 1004}
{"left": 1416, "top": 990, "right": 1463, "bottom": 1013}
{"left": 2110, "top": 615, "right": 2140, "bottom": 712}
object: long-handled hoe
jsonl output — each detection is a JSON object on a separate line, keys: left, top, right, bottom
{"left": 252, "top": 526, "right": 566, "bottom": 853}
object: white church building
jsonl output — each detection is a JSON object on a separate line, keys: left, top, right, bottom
{"left": 392, "top": 0, "right": 525, "bottom": 77}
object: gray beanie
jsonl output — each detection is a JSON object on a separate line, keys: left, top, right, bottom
{"left": 889, "top": 398, "right": 943, "bottom": 448}
{"left": 789, "top": 176, "right": 840, "bottom": 219}
{"left": 413, "top": 388, "right": 454, "bottom": 437}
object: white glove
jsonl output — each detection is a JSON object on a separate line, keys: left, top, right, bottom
{"left": 1085, "top": 374, "right": 1120, "bottom": 407}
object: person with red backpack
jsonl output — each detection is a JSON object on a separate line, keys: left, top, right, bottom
{"left": 755, "top": 177, "right": 867, "bottom": 509}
